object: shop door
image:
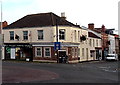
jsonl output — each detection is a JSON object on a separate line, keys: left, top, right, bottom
{"left": 58, "top": 50, "right": 66, "bottom": 63}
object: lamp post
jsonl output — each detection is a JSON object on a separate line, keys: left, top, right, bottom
{"left": 0, "top": 1, "right": 2, "bottom": 85}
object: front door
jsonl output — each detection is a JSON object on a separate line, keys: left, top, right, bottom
{"left": 58, "top": 50, "right": 66, "bottom": 63}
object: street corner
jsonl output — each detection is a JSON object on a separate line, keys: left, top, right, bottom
{"left": 2, "top": 66, "right": 59, "bottom": 83}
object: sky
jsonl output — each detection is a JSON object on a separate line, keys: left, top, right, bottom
{"left": 2, "top": 0, "right": 119, "bottom": 34}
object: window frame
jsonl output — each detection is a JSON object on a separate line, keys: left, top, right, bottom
{"left": 35, "top": 47, "right": 42, "bottom": 57}
{"left": 37, "top": 30, "right": 44, "bottom": 40}
{"left": 23, "top": 31, "right": 28, "bottom": 40}
{"left": 44, "top": 47, "right": 51, "bottom": 57}
{"left": 59, "top": 29, "right": 65, "bottom": 40}
{"left": 9, "top": 31, "right": 14, "bottom": 40}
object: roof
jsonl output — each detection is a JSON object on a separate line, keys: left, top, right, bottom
{"left": 88, "top": 32, "right": 101, "bottom": 39}
{"left": 4, "top": 12, "right": 79, "bottom": 29}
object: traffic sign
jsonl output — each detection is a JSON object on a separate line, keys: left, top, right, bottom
{"left": 54, "top": 42, "right": 61, "bottom": 50}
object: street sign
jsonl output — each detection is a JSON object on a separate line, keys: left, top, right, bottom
{"left": 54, "top": 42, "right": 61, "bottom": 50}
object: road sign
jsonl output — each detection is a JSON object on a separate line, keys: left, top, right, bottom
{"left": 54, "top": 42, "right": 61, "bottom": 50}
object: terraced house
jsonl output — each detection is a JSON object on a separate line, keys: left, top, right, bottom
{"left": 3, "top": 12, "right": 102, "bottom": 63}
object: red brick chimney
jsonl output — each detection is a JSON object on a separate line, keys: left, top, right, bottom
{"left": 88, "top": 23, "right": 94, "bottom": 30}
{"left": 3, "top": 21, "right": 8, "bottom": 27}
{"left": 101, "top": 25, "right": 106, "bottom": 32}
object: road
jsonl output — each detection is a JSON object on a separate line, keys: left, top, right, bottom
{"left": 2, "top": 60, "right": 119, "bottom": 84}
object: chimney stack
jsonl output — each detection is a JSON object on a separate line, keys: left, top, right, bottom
{"left": 61, "top": 12, "right": 66, "bottom": 20}
{"left": 101, "top": 25, "right": 106, "bottom": 32}
{"left": 88, "top": 23, "right": 94, "bottom": 29}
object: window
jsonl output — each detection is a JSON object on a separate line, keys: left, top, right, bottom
{"left": 36, "top": 47, "right": 42, "bottom": 57}
{"left": 78, "top": 48, "right": 80, "bottom": 57}
{"left": 86, "top": 48, "right": 89, "bottom": 59}
{"left": 82, "top": 48, "right": 84, "bottom": 57}
{"left": 71, "top": 47, "right": 75, "bottom": 58}
{"left": 44, "top": 47, "right": 51, "bottom": 57}
{"left": 9, "top": 31, "right": 14, "bottom": 40}
{"left": 96, "top": 40, "right": 98, "bottom": 47}
{"left": 23, "top": 31, "right": 28, "bottom": 40}
{"left": 75, "top": 48, "right": 77, "bottom": 57}
{"left": 89, "top": 39, "right": 92, "bottom": 46}
{"left": 59, "top": 29, "right": 65, "bottom": 40}
{"left": 74, "top": 30, "right": 77, "bottom": 41}
{"left": 93, "top": 39, "right": 95, "bottom": 47}
{"left": 38, "top": 30, "right": 43, "bottom": 40}
{"left": 78, "top": 31, "right": 80, "bottom": 42}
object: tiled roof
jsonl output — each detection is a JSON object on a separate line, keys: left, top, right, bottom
{"left": 4, "top": 12, "right": 78, "bottom": 29}
{"left": 88, "top": 32, "right": 101, "bottom": 39}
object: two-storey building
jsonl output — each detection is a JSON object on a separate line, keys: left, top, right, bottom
{"left": 3, "top": 12, "right": 90, "bottom": 63}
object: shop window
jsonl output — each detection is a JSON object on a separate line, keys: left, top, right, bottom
{"left": 36, "top": 47, "right": 42, "bottom": 57}
{"left": 9, "top": 31, "right": 14, "bottom": 40}
{"left": 23, "top": 31, "right": 28, "bottom": 40}
{"left": 59, "top": 29, "right": 65, "bottom": 40}
{"left": 38, "top": 30, "right": 43, "bottom": 40}
{"left": 44, "top": 47, "right": 51, "bottom": 57}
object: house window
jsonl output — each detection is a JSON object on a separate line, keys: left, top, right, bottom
{"left": 71, "top": 47, "right": 75, "bottom": 58}
{"left": 86, "top": 48, "right": 89, "bottom": 58}
{"left": 9, "top": 31, "right": 14, "bottom": 40}
{"left": 82, "top": 48, "right": 84, "bottom": 57}
{"left": 75, "top": 48, "right": 77, "bottom": 57}
{"left": 89, "top": 39, "right": 92, "bottom": 46}
{"left": 78, "top": 31, "right": 80, "bottom": 42}
{"left": 78, "top": 48, "right": 80, "bottom": 57}
{"left": 96, "top": 40, "right": 98, "bottom": 47}
{"left": 23, "top": 31, "right": 28, "bottom": 40}
{"left": 38, "top": 30, "right": 43, "bottom": 40}
{"left": 93, "top": 39, "right": 95, "bottom": 47}
{"left": 36, "top": 47, "right": 42, "bottom": 57}
{"left": 59, "top": 29, "right": 65, "bottom": 40}
{"left": 74, "top": 30, "right": 77, "bottom": 41}
{"left": 44, "top": 47, "right": 51, "bottom": 57}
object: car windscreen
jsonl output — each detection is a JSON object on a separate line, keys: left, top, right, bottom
{"left": 106, "top": 55, "right": 115, "bottom": 57}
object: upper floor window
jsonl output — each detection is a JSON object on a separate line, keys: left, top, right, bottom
{"left": 59, "top": 29, "right": 65, "bottom": 40}
{"left": 38, "top": 30, "right": 43, "bottom": 40}
{"left": 93, "top": 39, "right": 95, "bottom": 47}
{"left": 74, "top": 30, "right": 77, "bottom": 41}
{"left": 78, "top": 31, "right": 80, "bottom": 42}
{"left": 89, "top": 39, "right": 92, "bottom": 46}
{"left": 9, "top": 31, "right": 14, "bottom": 40}
{"left": 23, "top": 31, "right": 28, "bottom": 40}
{"left": 96, "top": 40, "right": 98, "bottom": 47}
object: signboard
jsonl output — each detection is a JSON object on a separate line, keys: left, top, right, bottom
{"left": 6, "top": 47, "right": 11, "bottom": 53}
{"left": 11, "top": 48, "right": 15, "bottom": 59}
{"left": 54, "top": 42, "right": 61, "bottom": 50}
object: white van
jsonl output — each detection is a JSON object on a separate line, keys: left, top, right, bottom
{"left": 105, "top": 54, "right": 118, "bottom": 61}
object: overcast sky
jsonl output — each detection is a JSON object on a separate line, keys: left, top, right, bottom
{"left": 2, "top": 0, "right": 119, "bottom": 33}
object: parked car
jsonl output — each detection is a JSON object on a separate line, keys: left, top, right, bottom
{"left": 105, "top": 54, "right": 118, "bottom": 61}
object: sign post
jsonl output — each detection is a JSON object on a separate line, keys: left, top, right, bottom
{"left": 54, "top": 42, "right": 61, "bottom": 63}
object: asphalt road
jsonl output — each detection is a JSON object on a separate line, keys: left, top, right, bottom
{"left": 2, "top": 60, "right": 120, "bottom": 84}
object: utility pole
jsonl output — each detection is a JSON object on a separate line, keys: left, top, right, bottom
{"left": 0, "top": 1, "right": 2, "bottom": 85}
{"left": 0, "top": 0, "right": 2, "bottom": 60}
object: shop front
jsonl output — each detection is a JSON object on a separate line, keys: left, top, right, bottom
{"left": 4, "top": 43, "right": 33, "bottom": 61}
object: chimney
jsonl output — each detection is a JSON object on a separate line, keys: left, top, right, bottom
{"left": 3, "top": 21, "right": 8, "bottom": 28}
{"left": 101, "top": 25, "right": 106, "bottom": 32}
{"left": 88, "top": 23, "right": 94, "bottom": 29}
{"left": 61, "top": 12, "right": 66, "bottom": 20}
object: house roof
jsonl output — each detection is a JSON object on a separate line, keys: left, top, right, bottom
{"left": 3, "top": 12, "right": 79, "bottom": 29}
{"left": 88, "top": 32, "right": 101, "bottom": 39}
